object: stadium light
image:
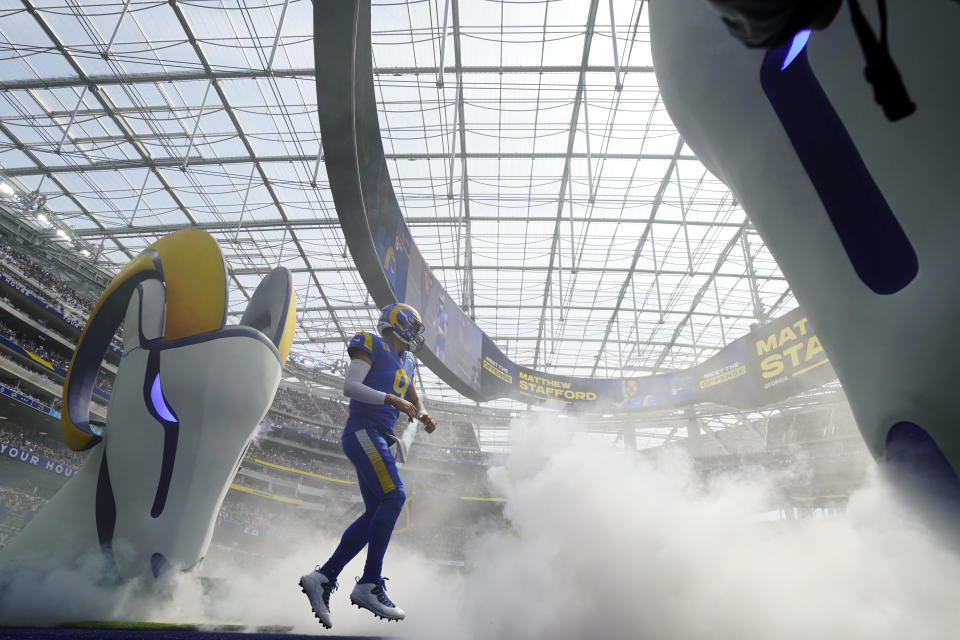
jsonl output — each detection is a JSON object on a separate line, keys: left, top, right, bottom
{"left": 0, "top": 182, "right": 14, "bottom": 196}
{"left": 36, "top": 213, "right": 48, "bottom": 225}
{"left": 81, "top": 249, "right": 91, "bottom": 257}
{"left": 56, "top": 229, "right": 69, "bottom": 241}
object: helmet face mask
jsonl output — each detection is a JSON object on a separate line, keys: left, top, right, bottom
{"left": 378, "top": 303, "right": 425, "bottom": 353}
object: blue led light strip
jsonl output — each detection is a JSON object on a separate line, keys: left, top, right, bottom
{"left": 780, "top": 29, "right": 811, "bottom": 71}
{"left": 150, "top": 373, "right": 178, "bottom": 423}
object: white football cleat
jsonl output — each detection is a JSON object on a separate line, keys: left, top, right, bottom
{"left": 300, "top": 568, "right": 337, "bottom": 628}
{"left": 350, "top": 577, "right": 406, "bottom": 621}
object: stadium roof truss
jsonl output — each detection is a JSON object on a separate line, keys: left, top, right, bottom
{"left": 0, "top": 0, "right": 796, "bottom": 406}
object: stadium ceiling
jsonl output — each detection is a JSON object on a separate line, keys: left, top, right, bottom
{"left": 0, "top": 0, "right": 794, "bottom": 405}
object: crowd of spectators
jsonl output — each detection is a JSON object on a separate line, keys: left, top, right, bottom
{"left": 246, "top": 440, "right": 311, "bottom": 471}
{"left": 217, "top": 496, "right": 279, "bottom": 532}
{"left": 412, "top": 419, "right": 479, "bottom": 450}
{"left": 0, "top": 379, "right": 56, "bottom": 409}
{"left": 0, "top": 485, "right": 45, "bottom": 515}
{"left": 270, "top": 387, "right": 348, "bottom": 426}
{"left": 0, "top": 241, "right": 94, "bottom": 318}
{"left": 324, "top": 397, "right": 349, "bottom": 423}
{"left": 245, "top": 439, "right": 356, "bottom": 483}
{"left": 263, "top": 386, "right": 354, "bottom": 444}
{"left": 0, "top": 485, "right": 45, "bottom": 539}
{"left": 0, "top": 298, "right": 95, "bottom": 352}
{"left": 0, "top": 425, "right": 86, "bottom": 468}
{"left": 216, "top": 491, "right": 324, "bottom": 537}
{"left": 0, "top": 240, "right": 124, "bottom": 349}
{"left": 260, "top": 415, "right": 341, "bottom": 444}
{"left": 0, "top": 352, "right": 67, "bottom": 401}
{"left": 272, "top": 387, "right": 318, "bottom": 417}
{"left": 0, "top": 318, "right": 113, "bottom": 394}
{"left": 411, "top": 442, "right": 486, "bottom": 465}
{"left": 402, "top": 521, "right": 471, "bottom": 562}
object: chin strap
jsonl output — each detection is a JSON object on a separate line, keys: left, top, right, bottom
{"left": 847, "top": 0, "right": 915, "bottom": 121}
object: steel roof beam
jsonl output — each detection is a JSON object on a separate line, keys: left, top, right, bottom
{"left": 14, "top": 0, "right": 284, "bottom": 320}
{"left": 766, "top": 287, "right": 795, "bottom": 319}
{"left": 450, "top": 0, "right": 475, "bottom": 318}
{"left": 101, "top": 0, "right": 131, "bottom": 59}
{"left": 47, "top": 215, "right": 752, "bottom": 239}
{"left": 0, "top": 65, "right": 655, "bottom": 91}
{"left": 19, "top": 1, "right": 197, "bottom": 227}
{"left": 607, "top": 0, "right": 623, "bottom": 91}
{"left": 436, "top": 0, "right": 451, "bottom": 87}
{"left": 741, "top": 230, "right": 767, "bottom": 324}
{"left": 0, "top": 118, "right": 131, "bottom": 260}
{"left": 15, "top": 1, "right": 215, "bottom": 262}
{"left": 0, "top": 151, "right": 694, "bottom": 177}
{"left": 265, "top": 0, "right": 291, "bottom": 72}
{"left": 588, "top": 137, "right": 685, "bottom": 376}
{"left": 245, "top": 303, "right": 768, "bottom": 319}
{"left": 296, "top": 335, "right": 707, "bottom": 348}
{"left": 533, "top": 0, "right": 601, "bottom": 368}
{"left": 651, "top": 222, "right": 750, "bottom": 372}
{"left": 221, "top": 264, "right": 786, "bottom": 278}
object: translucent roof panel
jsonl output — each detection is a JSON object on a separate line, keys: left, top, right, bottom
{"left": 0, "top": 0, "right": 794, "bottom": 404}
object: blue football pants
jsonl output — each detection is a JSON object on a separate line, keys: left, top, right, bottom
{"left": 319, "top": 428, "right": 406, "bottom": 584}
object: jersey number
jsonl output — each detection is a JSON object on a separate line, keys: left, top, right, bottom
{"left": 393, "top": 369, "right": 410, "bottom": 397}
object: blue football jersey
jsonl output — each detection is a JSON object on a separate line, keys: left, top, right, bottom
{"left": 344, "top": 331, "right": 417, "bottom": 435}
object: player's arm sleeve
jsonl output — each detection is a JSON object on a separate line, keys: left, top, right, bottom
{"left": 342, "top": 357, "right": 387, "bottom": 405}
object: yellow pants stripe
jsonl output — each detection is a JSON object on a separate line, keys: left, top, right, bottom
{"left": 355, "top": 430, "right": 396, "bottom": 493}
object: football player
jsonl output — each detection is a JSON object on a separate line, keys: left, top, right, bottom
{"left": 300, "top": 303, "right": 438, "bottom": 628}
